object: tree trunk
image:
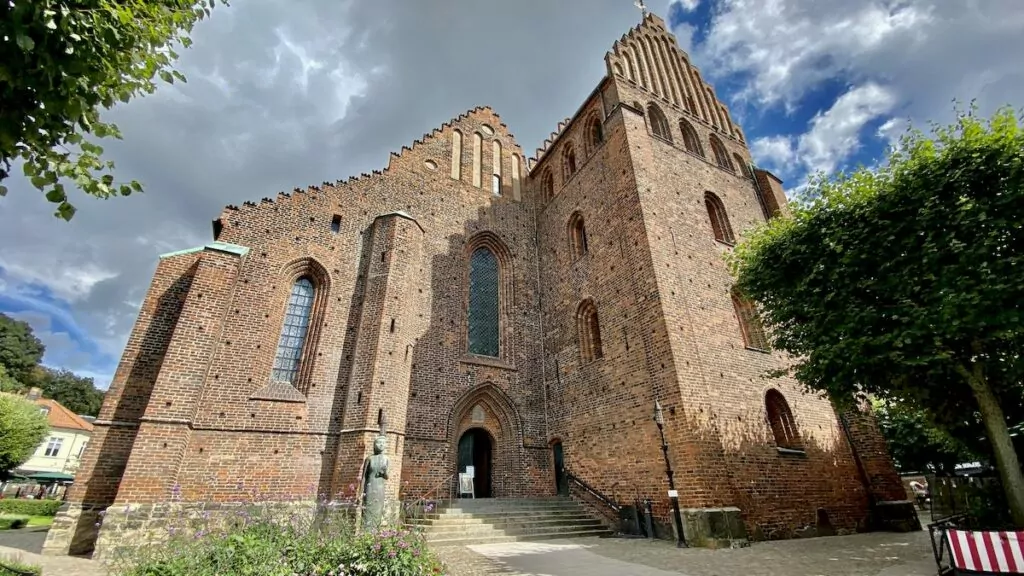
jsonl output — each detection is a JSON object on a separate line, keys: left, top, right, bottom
{"left": 957, "top": 360, "right": 1024, "bottom": 527}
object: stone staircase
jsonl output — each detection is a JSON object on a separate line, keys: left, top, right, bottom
{"left": 406, "top": 497, "right": 612, "bottom": 545}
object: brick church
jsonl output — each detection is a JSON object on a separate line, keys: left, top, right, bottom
{"left": 45, "top": 12, "right": 913, "bottom": 555}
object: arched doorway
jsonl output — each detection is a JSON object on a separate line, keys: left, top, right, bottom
{"left": 457, "top": 428, "right": 493, "bottom": 498}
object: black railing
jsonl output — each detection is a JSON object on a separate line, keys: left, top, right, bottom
{"left": 564, "top": 469, "right": 620, "bottom": 512}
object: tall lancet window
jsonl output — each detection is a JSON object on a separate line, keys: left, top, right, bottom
{"left": 468, "top": 247, "right": 500, "bottom": 357}
{"left": 271, "top": 277, "right": 315, "bottom": 383}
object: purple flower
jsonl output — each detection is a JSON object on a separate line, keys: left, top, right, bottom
{"left": 373, "top": 543, "right": 381, "bottom": 551}
{"left": 398, "top": 540, "right": 409, "bottom": 549}
{"left": 388, "top": 550, "right": 397, "bottom": 558}
{"left": 98, "top": 510, "right": 106, "bottom": 517}
{"left": 94, "top": 522, "right": 101, "bottom": 527}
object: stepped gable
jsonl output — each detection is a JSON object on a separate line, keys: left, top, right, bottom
{"left": 214, "top": 105, "right": 525, "bottom": 231}
{"left": 604, "top": 12, "right": 744, "bottom": 142}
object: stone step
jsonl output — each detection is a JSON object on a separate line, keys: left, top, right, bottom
{"left": 417, "top": 517, "right": 605, "bottom": 534}
{"left": 425, "top": 527, "right": 613, "bottom": 545}
{"left": 421, "top": 506, "right": 585, "bottom": 519}
{"left": 408, "top": 512, "right": 597, "bottom": 526}
{"left": 436, "top": 502, "right": 585, "bottom": 513}
{"left": 421, "top": 520, "right": 606, "bottom": 538}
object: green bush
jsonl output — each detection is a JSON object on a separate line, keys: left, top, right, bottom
{"left": 0, "top": 516, "right": 29, "bottom": 530}
{"left": 0, "top": 554, "right": 42, "bottom": 576}
{"left": 0, "top": 499, "right": 62, "bottom": 517}
{"left": 110, "top": 501, "right": 447, "bottom": 576}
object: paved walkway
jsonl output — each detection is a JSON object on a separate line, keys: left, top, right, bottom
{"left": 436, "top": 530, "right": 937, "bottom": 576}
{"left": 0, "top": 528, "right": 936, "bottom": 576}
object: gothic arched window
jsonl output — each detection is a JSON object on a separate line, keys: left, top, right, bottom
{"left": 732, "top": 289, "right": 769, "bottom": 351}
{"left": 679, "top": 119, "right": 704, "bottom": 157}
{"left": 705, "top": 192, "right": 735, "bottom": 245}
{"left": 647, "top": 103, "right": 672, "bottom": 142}
{"left": 562, "top": 144, "right": 577, "bottom": 183}
{"left": 468, "top": 247, "right": 500, "bottom": 357}
{"left": 709, "top": 134, "right": 734, "bottom": 172}
{"left": 541, "top": 169, "right": 554, "bottom": 202}
{"left": 765, "top": 390, "right": 801, "bottom": 450}
{"left": 586, "top": 114, "right": 603, "bottom": 153}
{"left": 577, "top": 299, "right": 603, "bottom": 363}
{"left": 272, "top": 277, "right": 316, "bottom": 384}
{"left": 568, "top": 211, "right": 588, "bottom": 259}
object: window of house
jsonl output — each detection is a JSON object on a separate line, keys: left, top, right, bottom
{"left": 765, "top": 390, "right": 801, "bottom": 450}
{"left": 732, "top": 289, "right": 769, "bottom": 351}
{"left": 679, "top": 119, "right": 704, "bottom": 157}
{"left": 44, "top": 437, "right": 63, "bottom": 457}
{"left": 568, "top": 212, "right": 588, "bottom": 259}
{"left": 562, "top": 144, "right": 577, "bottom": 183}
{"left": 468, "top": 247, "right": 500, "bottom": 357}
{"left": 705, "top": 192, "right": 735, "bottom": 245}
{"left": 577, "top": 299, "right": 603, "bottom": 363}
{"left": 647, "top": 103, "right": 672, "bottom": 142}
{"left": 709, "top": 134, "right": 735, "bottom": 172}
{"left": 271, "top": 277, "right": 316, "bottom": 384}
{"left": 492, "top": 174, "right": 502, "bottom": 195}
{"left": 77, "top": 441, "right": 89, "bottom": 458}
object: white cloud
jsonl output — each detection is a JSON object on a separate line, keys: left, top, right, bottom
{"left": 750, "top": 83, "right": 896, "bottom": 177}
{"left": 669, "top": 0, "right": 700, "bottom": 11}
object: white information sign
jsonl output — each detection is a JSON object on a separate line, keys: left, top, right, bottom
{"left": 667, "top": 490, "right": 679, "bottom": 498}
{"left": 465, "top": 466, "right": 476, "bottom": 478}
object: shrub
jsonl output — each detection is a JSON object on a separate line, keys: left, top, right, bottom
{"left": 108, "top": 487, "right": 447, "bottom": 576}
{"left": 0, "top": 554, "right": 42, "bottom": 576}
{"left": 0, "top": 516, "right": 29, "bottom": 530}
{"left": 0, "top": 499, "right": 62, "bottom": 517}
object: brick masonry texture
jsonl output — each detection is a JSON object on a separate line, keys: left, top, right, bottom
{"left": 44, "top": 12, "right": 908, "bottom": 555}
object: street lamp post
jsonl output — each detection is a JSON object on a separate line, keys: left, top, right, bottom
{"left": 654, "top": 400, "right": 688, "bottom": 548}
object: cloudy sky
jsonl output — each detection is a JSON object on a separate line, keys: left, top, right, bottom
{"left": 1, "top": 0, "right": 1021, "bottom": 390}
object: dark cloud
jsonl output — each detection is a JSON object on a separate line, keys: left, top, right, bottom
{"left": 0, "top": 0, "right": 644, "bottom": 387}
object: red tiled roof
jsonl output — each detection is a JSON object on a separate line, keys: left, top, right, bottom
{"left": 34, "top": 399, "right": 93, "bottom": 433}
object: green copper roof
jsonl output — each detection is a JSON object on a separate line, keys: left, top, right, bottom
{"left": 159, "top": 241, "right": 250, "bottom": 260}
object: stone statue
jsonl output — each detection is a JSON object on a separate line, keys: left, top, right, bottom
{"left": 361, "top": 429, "right": 389, "bottom": 530}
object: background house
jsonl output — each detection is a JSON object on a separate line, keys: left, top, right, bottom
{"left": 11, "top": 389, "right": 94, "bottom": 493}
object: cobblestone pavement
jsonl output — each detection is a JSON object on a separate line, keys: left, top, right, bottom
{"left": 436, "top": 530, "right": 937, "bottom": 576}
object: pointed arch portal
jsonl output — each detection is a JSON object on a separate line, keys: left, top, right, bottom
{"left": 448, "top": 383, "right": 523, "bottom": 498}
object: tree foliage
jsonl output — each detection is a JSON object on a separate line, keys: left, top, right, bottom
{"left": 730, "top": 105, "right": 1024, "bottom": 526}
{"left": 0, "top": 0, "right": 224, "bottom": 219}
{"left": 873, "top": 399, "right": 977, "bottom": 475}
{"left": 29, "top": 366, "right": 104, "bottom": 417}
{"left": 0, "top": 313, "right": 45, "bottom": 383}
{"left": 0, "top": 392, "right": 49, "bottom": 478}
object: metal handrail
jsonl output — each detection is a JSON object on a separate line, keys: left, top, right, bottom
{"left": 565, "top": 468, "right": 620, "bottom": 512}
{"left": 403, "top": 472, "right": 456, "bottom": 519}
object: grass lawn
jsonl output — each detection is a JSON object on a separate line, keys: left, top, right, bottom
{"left": 26, "top": 516, "right": 53, "bottom": 527}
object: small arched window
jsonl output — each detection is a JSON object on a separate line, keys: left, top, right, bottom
{"left": 733, "top": 153, "right": 751, "bottom": 179}
{"left": 468, "top": 247, "right": 500, "bottom": 357}
{"left": 705, "top": 192, "right": 735, "bottom": 245}
{"left": 562, "top": 144, "right": 577, "bottom": 183}
{"left": 765, "top": 390, "right": 801, "bottom": 450}
{"left": 577, "top": 299, "right": 603, "bottom": 363}
{"left": 679, "top": 119, "right": 704, "bottom": 157}
{"left": 568, "top": 211, "right": 588, "bottom": 259}
{"left": 709, "top": 134, "right": 734, "bottom": 172}
{"left": 586, "top": 115, "right": 603, "bottom": 153}
{"left": 272, "top": 277, "right": 316, "bottom": 384}
{"left": 732, "top": 289, "right": 769, "bottom": 351}
{"left": 646, "top": 103, "right": 672, "bottom": 142}
{"left": 541, "top": 169, "right": 554, "bottom": 202}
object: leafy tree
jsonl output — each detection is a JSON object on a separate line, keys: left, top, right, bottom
{"left": 873, "top": 399, "right": 977, "bottom": 475}
{"left": 0, "top": 364, "right": 25, "bottom": 393}
{"left": 730, "top": 105, "right": 1024, "bottom": 526}
{"left": 0, "top": 313, "right": 45, "bottom": 383}
{"left": 1, "top": 0, "right": 224, "bottom": 219}
{"left": 30, "top": 367, "right": 104, "bottom": 417}
{"left": 0, "top": 392, "right": 49, "bottom": 479}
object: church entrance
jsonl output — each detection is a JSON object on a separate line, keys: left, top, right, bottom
{"left": 457, "top": 428, "right": 493, "bottom": 498}
{"left": 552, "top": 441, "right": 568, "bottom": 496}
